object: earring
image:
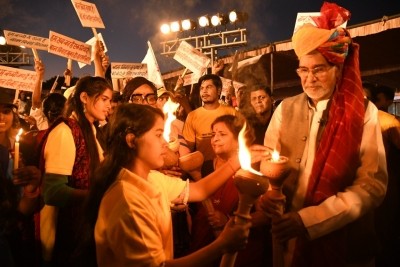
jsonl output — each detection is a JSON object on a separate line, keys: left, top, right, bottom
{"left": 83, "top": 104, "right": 87, "bottom": 113}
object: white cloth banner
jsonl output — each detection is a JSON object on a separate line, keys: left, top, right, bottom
{"left": 142, "top": 41, "right": 165, "bottom": 88}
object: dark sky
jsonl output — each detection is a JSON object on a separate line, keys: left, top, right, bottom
{"left": 2, "top": 0, "right": 400, "bottom": 80}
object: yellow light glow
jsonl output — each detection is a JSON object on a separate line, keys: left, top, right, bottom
{"left": 229, "top": 11, "right": 238, "bottom": 23}
{"left": 238, "top": 122, "right": 262, "bottom": 175}
{"left": 162, "top": 98, "right": 180, "bottom": 142}
{"left": 170, "top": 21, "right": 180, "bottom": 32}
{"left": 271, "top": 150, "right": 280, "bottom": 162}
{"left": 15, "top": 128, "right": 23, "bottom": 142}
{"left": 198, "top": 16, "right": 209, "bottom": 27}
{"left": 160, "top": 24, "right": 170, "bottom": 34}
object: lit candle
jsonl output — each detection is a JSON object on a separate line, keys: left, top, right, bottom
{"left": 162, "top": 98, "right": 180, "bottom": 167}
{"left": 260, "top": 150, "right": 289, "bottom": 180}
{"left": 162, "top": 97, "right": 180, "bottom": 152}
{"left": 13, "top": 128, "right": 23, "bottom": 170}
{"left": 237, "top": 122, "right": 263, "bottom": 176}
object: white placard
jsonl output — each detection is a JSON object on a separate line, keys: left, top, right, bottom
{"left": 0, "top": 66, "right": 36, "bottom": 91}
{"left": 48, "top": 31, "right": 91, "bottom": 64}
{"left": 4, "top": 30, "right": 49, "bottom": 51}
{"left": 174, "top": 41, "right": 210, "bottom": 78}
{"left": 77, "top": 33, "right": 108, "bottom": 68}
{"left": 71, "top": 0, "right": 105, "bottom": 28}
{"left": 111, "top": 62, "right": 148, "bottom": 79}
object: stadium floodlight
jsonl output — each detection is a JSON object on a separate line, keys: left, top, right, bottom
{"left": 0, "top": 30, "right": 6, "bottom": 45}
{"left": 210, "top": 13, "right": 227, "bottom": 27}
{"left": 160, "top": 23, "right": 171, "bottom": 34}
{"left": 229, "top": 11, "right": 248, "bottom": 24}
{"left": 181, "top": 19, "right": 197, "bottom": 31}
{"left": 170, "top": 21, "right": 181, "bottom": 32}
{"left": 198, "top": 15, "right": 210, "bottom": 27}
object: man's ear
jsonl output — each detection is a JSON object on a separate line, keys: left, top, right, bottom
{"left": 125, "top": 133, "right": 136, "bottom": 148}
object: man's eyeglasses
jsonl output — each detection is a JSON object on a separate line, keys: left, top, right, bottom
{"left": 130, "top": 94, "right": 157, "bottom": 105}
{"left": 296, "top": 65, "right": 333, "bottom": 79}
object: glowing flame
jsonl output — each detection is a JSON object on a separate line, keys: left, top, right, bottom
{"left": 271, "top": 150, "right": 280, "bottom": 162}
{"left": 15, "top": 128, "right": 23, "bottom": 142}
{"left": 238, "top": 122, "right": 262, "bottom": 175}
{"left": 162, "top": 98, "right": 180, "bottom": 142}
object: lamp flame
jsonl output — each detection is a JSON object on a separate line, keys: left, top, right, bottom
{"left": 162, "top": 98, "right": 179, "bottom": 142}
{"left": 271, "top": 150, "right": 280, "bottom": 162}
{"left": 238, "top": 122, "right": 262, "bottom": 175}
{"left": 15, "top": 128, "right": 23, "bottom": 142}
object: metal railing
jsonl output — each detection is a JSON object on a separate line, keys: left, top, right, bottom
{"left": 0, "top": 52, "right": 32, "bottom": 66}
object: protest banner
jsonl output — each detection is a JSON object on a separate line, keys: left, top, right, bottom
{"left": 173, "top": 40, "right": 210, "bottom": 78}
{"left": 78, "top": 32, "right": 108, "bottom": 68}
{"left": 4, "top": 30, "right": 48, "bottom": 51}
{"left": 142, "top": 41, "right": 165, "bottom": 88}
{"left": 71, "top": 0, "right": 105, "bottom": 29}
{"left": 0, "top": 66, "right": 37, "bottom": 92}
{"left": 111, "top": 63, "right": 148, "bottom": 79}
{"left": 48, "top": 31, "right": 91, "bottom": 65}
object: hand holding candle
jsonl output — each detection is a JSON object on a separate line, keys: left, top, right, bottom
{"left": 220, "top": 123, "right": 269, "bottom": 267}
{"left": 260, "top": 150, "right": 289, "bottom": 267}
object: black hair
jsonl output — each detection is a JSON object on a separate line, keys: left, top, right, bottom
{"left": 74, "top": 104, "right": 164, "bottom": 266}
{"left": 65, "top": 76, "right": 112, "bottom": 178}
{"left": 42, "top": 93, "right": 67, "bottom": 124}
{"left": 198, "top": 74, "right": 222, "bottom": 92}
{"left": 121, "top": 77, "right": 158, "bottom": 103}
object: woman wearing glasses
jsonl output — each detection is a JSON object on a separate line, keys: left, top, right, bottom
{"left": 121, "top": 77, "right": 158, "bottom": 107}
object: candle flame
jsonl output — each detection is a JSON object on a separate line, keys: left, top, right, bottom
{"left": 238, "top": 122, "right": 262, "bottom": 175}
{"left": 271, "top": 150, "right": 280, "bottom": 162}
{"left": 15, "top": 128, "right": 23, "bottom": 142}
{"left": 162, "top": 98, "right": 179, "bottom": 142}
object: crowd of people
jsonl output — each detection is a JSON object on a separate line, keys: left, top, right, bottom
{"left": 1, "top": 2, "right": 399, "bottom": 267}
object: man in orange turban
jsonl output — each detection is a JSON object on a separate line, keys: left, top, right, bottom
{"left": 261, "top": 2, "right": 387, "bottom": 267}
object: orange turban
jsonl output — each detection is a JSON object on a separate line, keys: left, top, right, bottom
{"left": 292, "top": 24, "right": 335, "bottom": 58}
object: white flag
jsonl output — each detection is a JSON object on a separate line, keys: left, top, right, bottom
{"left": 142, "top": 41, "right": 165, "bottom": 89}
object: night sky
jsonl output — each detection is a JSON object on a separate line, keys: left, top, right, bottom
{"left": 2, "top": 0, "right": 400, "bottom": 81}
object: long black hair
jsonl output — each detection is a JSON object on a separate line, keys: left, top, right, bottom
{"left": 65, "top": 76, "right": 112, "bottom": 178}
{"left": 73, "top": 103, "right": 164, "bottom": 266}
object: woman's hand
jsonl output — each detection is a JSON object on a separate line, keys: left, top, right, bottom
{"left": 217, "top": 218, "right": 251, "bottom": 253}
{"left": 13, "top": 165, "right": 41, "bottom": 193}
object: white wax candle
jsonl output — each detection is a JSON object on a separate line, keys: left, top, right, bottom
{"left": 14, "top": 128, "right": 23, "bottom": 170}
